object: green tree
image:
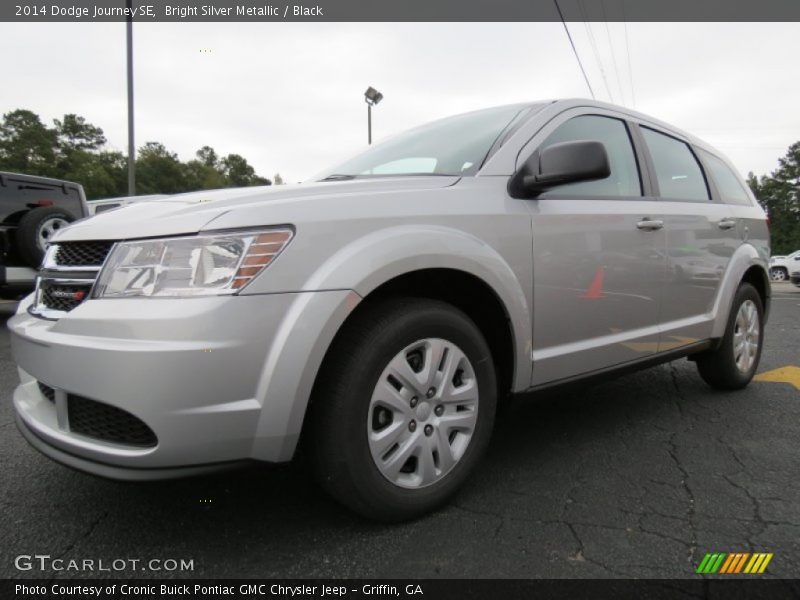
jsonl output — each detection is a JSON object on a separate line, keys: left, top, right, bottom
{"left": 59, "top": 150, "right": 127, "bottom": 200}
{"left": 0, "top": 108, "right": 273, "bottom": 199}
{"left": 196, "top": 145, "right": 219, "bottom": 168}
{"left": 0, "top": 109, "right": 58, "bottom": 175}
{"left": 221, "top": 153, "right": 270, "bottom": 187}
{"left": 54, "top": 114, "right": 106, "bottom": 153}
{"left": 184, "top": 146, "right": 227, "bottom": 191}
{"left": 748, "top": 142, "right": 800, "bottom": 255}
{"left": 135, "top": 142, "right": 188, "bottom": 194}
{"left": 51, "top": 113, "right": 123, "bottom": 198}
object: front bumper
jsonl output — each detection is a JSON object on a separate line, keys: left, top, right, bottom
{"left": 16, "top": 413, "right": 251, "bottom": 480}
{"left": 9, "top": 289, "right": 357, "bottom": 478}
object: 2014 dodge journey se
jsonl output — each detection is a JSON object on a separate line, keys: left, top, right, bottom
{"left": 9, "top": 99, "right": 770, "bottom": 521}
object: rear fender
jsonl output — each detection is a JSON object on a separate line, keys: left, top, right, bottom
{"left": 711, "top": 243, "right": 770, "bottom": 338}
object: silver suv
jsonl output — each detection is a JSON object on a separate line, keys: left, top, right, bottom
{"left": 9, "top": 99, "right": 770, "bottom": 521}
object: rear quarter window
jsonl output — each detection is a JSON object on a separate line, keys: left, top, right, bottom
{"left": 700, "top": 150, "right": 753, "bottom": 206}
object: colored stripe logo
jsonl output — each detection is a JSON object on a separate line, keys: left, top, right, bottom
{"left": 696, "top": 552, "right": 773, "bottom": 574}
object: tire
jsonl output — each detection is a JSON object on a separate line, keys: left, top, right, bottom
{"left": 770, "top": 268, "right": 787, "bottom": 282}
{"left": 16, "top": 206, "right": 76, "bottom": 268}
{"left": 309, "top": 297, "right": 497, "bottom": 522}
{"left": 696, "top": 283, "right": 764, "bottom": 390}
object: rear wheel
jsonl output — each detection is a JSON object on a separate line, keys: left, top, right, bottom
{"left": 310, "top": 298, "right": 497, "bottom": 521}
{"left": 696, "top": 283, "right": 764, "bottom": 390}
{"left": 16, "top": 207, "right": 76, "bottom": 268}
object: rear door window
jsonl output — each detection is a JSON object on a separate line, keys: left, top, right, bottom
{"left": 640, "top": 127, "right": 710, "bottom": 201}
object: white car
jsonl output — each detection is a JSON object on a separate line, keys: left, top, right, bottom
{"left": 87, "top": 194, "right": 167, "bottom": 216}
{"left": 769, "top": 250, "right": 800, "bottom": 281}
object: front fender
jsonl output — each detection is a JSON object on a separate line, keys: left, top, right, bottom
{"left": 250, "top": 289, "right": 361, "bottom": 462}
{"left": 251, "top": 225, "right": 533, "bottom": 461}
{"left": 302, "top": 224, "right": 532, "bottom": 392}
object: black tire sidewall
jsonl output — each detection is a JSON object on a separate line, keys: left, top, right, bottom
{"left": 698, "top": 283, "right": 764, "bottom": 389}
{"left": 317, "top": 300, "right": 497, "bottom": 520}
{"left": 16, "top": 207, "right": 75, "bottom": 268}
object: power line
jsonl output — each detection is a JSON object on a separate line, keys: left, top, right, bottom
{"left": 621, "top": 2, "right": 636, "bottom": 108}
{"left": 601, "top": 2, "right": 626, "bottom": 105}
{"left": 554, "top": 0, "right": 595, "bottom": 99}
{"left": 578, "top": 0, "right": 614, "bottom": 102}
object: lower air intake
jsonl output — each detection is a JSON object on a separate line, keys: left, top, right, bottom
{"left": 67, "top": 395, "right": 157, "bottom": 448}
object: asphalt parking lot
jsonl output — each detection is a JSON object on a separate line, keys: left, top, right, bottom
{"left": 1, "top": 283, "right": 798, "bottom": 580}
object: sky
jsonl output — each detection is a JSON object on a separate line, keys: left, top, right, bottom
{"left": 0, "top": 22, "right": 798, "bottom": 184}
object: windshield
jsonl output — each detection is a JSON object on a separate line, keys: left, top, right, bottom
{"left": 317, "top": 105, "right": 529, "bottom": 180}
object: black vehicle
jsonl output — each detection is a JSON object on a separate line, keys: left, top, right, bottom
{"left": 0, "top": 171, "right": 88, "bottom": 298}
{"left": 791, "top": 271, "right": 800, "bottom": 288}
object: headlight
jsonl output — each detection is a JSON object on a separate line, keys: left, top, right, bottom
{"left": 93, "top": 228, "right": 293, "bottom": 298}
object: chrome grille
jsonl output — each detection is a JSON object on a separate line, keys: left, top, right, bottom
{"left": 54, "top": 241, "right": 114, "bottom": 268}
{"left": 30, "top": 241, "right": 116, "bottom": 320}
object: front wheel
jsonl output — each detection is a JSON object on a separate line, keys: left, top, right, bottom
{"left": 309, "top": 298, "right": 497, "bottom": 522}
{"left": 696, "top": 283, "right": 764, "bottom": 390}
{"left": 770, "top": 268, "right": 787, "bottom": 282}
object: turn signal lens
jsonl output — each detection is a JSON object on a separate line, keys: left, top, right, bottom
{"left": 231, "top": 231, "right": 293, "bottom": 290}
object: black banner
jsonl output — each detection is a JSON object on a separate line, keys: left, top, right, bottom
{"left": 3, "top": 0, "right": 800, "bottom": 22}
{"left": 4, "top": 579, "right": 800, "bottom": 600}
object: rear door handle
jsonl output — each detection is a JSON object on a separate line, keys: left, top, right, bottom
{"left": 636, "top": 218, "right": 664, "bottom": 231}
{"left": 718, "top": 218, "right": 737, "bottom": 230}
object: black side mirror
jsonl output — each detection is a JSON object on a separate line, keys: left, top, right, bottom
{"left": 508, "top": 140, "right": 611, "bottom": 198}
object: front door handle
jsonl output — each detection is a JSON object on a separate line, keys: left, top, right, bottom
{"left": 718, "top": 218, "right": 737, "bottom": 230}
{"left": 636, "top": 218, "right": 664, "bottom": 231}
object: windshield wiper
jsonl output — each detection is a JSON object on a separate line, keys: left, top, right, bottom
{"left": 319, "top": 174, "right": 356, "bottom": 181}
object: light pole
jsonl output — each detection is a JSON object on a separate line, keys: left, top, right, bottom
{"left": 126, "top": 0, "right": 135, "bottom": 195}
{"left": 364, "top": 86, "right": 383, "bottom": 145}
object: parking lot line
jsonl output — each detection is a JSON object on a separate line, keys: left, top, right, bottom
{"left": 754, "top": 365, "right": 800, "bottom": 391}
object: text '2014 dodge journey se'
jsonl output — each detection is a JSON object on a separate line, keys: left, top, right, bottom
{"left": 9, "top": 99, "right": 769, "bottom": 521}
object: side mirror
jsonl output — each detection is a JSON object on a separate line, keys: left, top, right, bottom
{"left": 509, "top": 140, "right": 611, "bottom": 198}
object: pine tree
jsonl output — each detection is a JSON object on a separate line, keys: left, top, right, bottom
{"left": 749, "top": 142, "right": 800, "bottom": 255}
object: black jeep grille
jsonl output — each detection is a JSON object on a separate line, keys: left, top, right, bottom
{"left": 38, "top": 382, "right": 56, "bottom": 403}
{"left": 40, "top": 283, "right": 92, "bottom": 313}
{"left": 55, "top": 241, "right": 114, "bottom": 267}
{"left": 67, "top": 395, "right": 157, "bottom": 448}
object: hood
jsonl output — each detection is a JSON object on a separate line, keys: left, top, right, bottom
{"left": 54, "top": 176, "right": 459, "bottom": 242}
